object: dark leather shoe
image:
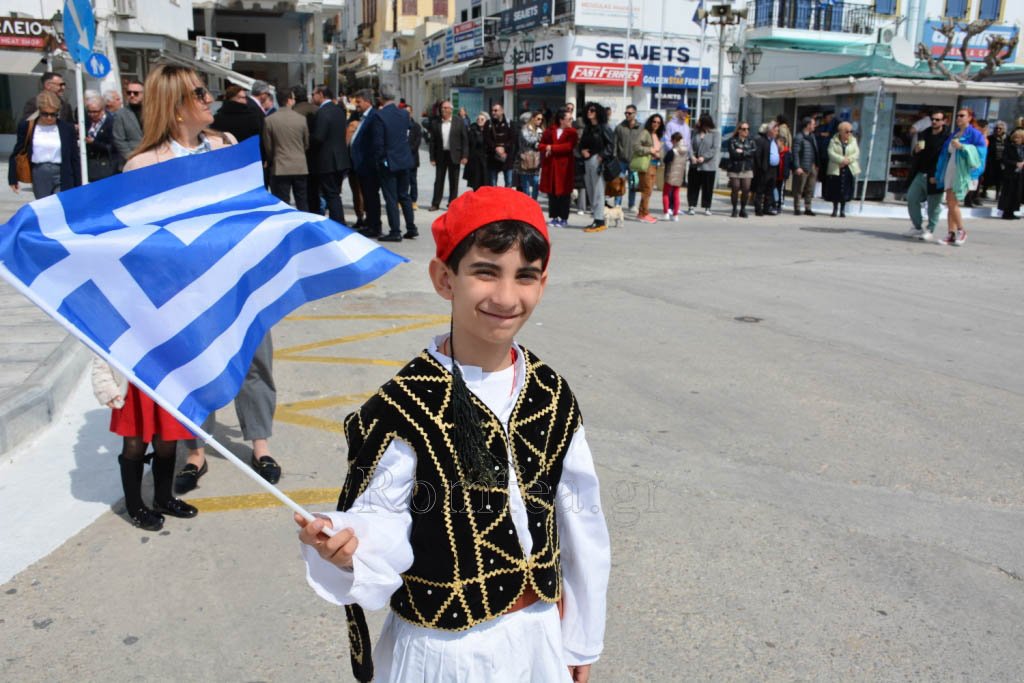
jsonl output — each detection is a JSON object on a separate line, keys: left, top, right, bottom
{"left": 794, "top": 210, "right": 802, "bottom": 216}
{"left": 378, "top": 233, "right": 403, "bottom": 242}
{"left": 155, "top": 497, "right": 198, "bottom": 518}
{"left": 804, "top": 209, "right": 816, "bottom": 216}
{"left": 251, "top": 454, "right": 281, "bottom": 485}
{"left": 358, "top": 227, "right": 382, "bottom": 238}
{"left": 174, "top": 460, "right": 207, "bottom": 495}
{"left": 428, "top": 205, "right": 440, "bottom": 211}
{"left": 403, "top": 231, "right": 419, "bottom": 239}
{"left": 127, "top": 506, "right": 164, "bottom": 531}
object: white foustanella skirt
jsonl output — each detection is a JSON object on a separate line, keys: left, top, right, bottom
{"left": 373, "top": 600, "right": 573, "bottom": 683}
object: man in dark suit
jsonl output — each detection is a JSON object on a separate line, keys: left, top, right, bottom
{"left": 428, "top": 100, "right": 468, "bottom": 210}
{"left": 370, "top": 87, "right": 417, "bottom": 241}
{"left": 349, "top": 88, "right": 383, "bottom": 238}
{"left": 311, "top": 85, "right": 351, "bottom": 225}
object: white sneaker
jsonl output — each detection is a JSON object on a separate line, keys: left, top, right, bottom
{"left": 953, "top": 229, "right": 967, "bottom": 246}
{"left": 672, "top": 214, "right": 679, "bottom": 222}
{"left": 704, "top": 208, "right": 712, "bottom": 216}
{"left": 903, "top": 227, "right": 924, "bottom": 238}
{"left": 919, "top": 230, "right": 934, "bottom": 242}
{"left": 687, "top": 207, "right": 696, "bottom": 216}
{"left": 663, "top": 212, "right": 672, "bottom": 221}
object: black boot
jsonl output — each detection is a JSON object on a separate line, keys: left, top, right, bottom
{"left": 118, "top": 454, "right": 164, "bottom": 531}
{"left": 152, "top": 454, "right": 198, "bottom": 519}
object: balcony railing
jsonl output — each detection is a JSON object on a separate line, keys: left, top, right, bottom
{"left": 748, "top": 0, "right": 879, "bottom": 35}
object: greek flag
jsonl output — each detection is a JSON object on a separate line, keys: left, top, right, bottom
{"left": 0, "top": 137, "right": 405, "bottom": 426}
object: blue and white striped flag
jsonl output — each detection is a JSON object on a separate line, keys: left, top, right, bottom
{"left": 0, "top": 137, "right": 405, "bottom": 427}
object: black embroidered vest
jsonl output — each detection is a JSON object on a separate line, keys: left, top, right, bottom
{"left": 337, "top": 346, "right": 581, "bottom": 682}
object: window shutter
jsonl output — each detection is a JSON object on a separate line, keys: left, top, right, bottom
{"left": 978, "top": 0, "right": 1001, "bottom": 21}
{"left": 875, "top": 0, "right": 897, "bottom": 14}
{"left": 944, "top": 0, "right": 968, "bottom": 18}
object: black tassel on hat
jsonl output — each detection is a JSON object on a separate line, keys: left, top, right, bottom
{"left": 447, "top": 328, "right": 505, "bottom": 486}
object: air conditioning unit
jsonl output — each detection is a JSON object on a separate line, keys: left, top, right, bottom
{"left": 878, "top": 27, "right": 896, "bottom": 45}
{"left": 114, "top": 0, "right": 137, "bottom": 18}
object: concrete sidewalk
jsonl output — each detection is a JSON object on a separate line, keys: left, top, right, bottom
{"left": 0, "top": 176, "right": 91, "bottom": 455}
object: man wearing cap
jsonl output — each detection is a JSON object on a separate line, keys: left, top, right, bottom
{"left": 296, "top": 186, "right": 609, "bottom": 683}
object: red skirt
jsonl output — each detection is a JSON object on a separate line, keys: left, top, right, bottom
{"left": 109, "top": 384, "right": 194, "bottom": 442}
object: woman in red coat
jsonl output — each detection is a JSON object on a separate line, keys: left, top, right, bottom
{"left": 539, "top": 108, "right": 578, "bottom": 227}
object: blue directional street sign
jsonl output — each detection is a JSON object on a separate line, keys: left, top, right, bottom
{"left": 84, "top": 52, "right": 111, "bottom": 78}
{"left": 63, "top": 0, "right": 97, "bottom": 64}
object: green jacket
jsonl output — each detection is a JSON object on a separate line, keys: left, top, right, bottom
{"left": 949, "top": 144, "right": 981, "bottom": 201}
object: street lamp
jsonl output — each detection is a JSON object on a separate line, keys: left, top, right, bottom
{"left": 726, "top": 44, "right": 762, "bottom": 122}
{"left": 695, "top": 3, "right": 748, "bottom": 124}
{"left": 498, "top": 34, "right": 535, "bottom": 119}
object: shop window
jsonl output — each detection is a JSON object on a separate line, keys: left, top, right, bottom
{"left": 944, "top": 0, "right": 968, "bottom": 19}
{"left": 875, "top": 0, "right": 897, "bottom": 15}
{"left": 977, "top": 0, "right": 1001, "bottom": 20}
{"left": 402, "top": 0, "right": 416, "bottom": 15}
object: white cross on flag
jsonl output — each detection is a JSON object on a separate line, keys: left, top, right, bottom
{"left": 0, "top": 137, "right": 405, "bottom": 428}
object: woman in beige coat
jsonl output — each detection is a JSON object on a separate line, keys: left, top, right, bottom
{"left": 823, "top": 121, "right": 861, "bottom": 217}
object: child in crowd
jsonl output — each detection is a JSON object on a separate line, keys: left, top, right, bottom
{"left": 662, "top": 131, "right": 688, "bottom": 221}
{"left": 296, "top": 187, "right": 610, "bottom": 682}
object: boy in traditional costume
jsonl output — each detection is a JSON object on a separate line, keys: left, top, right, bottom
{"left": 296, "top": 187, "right": 610, "bottom": 682}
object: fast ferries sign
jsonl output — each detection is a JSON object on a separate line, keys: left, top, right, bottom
{"left": 568, "top": 61, "right": 642, "bottom": 85}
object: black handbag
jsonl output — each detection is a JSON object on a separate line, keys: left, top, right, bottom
{"left": 602, "top": 157, "right": 623, "bottom": 182}
{"left": 87, "top": 152, "right": 116, "bottom": 181}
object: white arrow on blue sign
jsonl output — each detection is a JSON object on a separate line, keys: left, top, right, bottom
{"left": 63, "top": 0, "right": 97, "bottom": 64}
{"left": 84, "top": 52, "right": 111, "bottom": 78}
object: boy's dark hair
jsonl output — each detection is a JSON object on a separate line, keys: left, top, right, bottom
{"left": 444, "top": 220, "right": 550, "bottom": 272}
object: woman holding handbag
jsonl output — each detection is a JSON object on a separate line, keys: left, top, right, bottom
{"left": 84, "top": 91, "right": 120, "bottom": 181}
{"left": 727, "top": 122, "right": 757, "bottom": 217}
{"left": 8, "top": 91, "right": 81, "bottom": 198}
{"left": 635, "top": 114, "right": 665, "bottom": 223}
{"left": 517, "top": 111, "right": 544, "bottom": 199}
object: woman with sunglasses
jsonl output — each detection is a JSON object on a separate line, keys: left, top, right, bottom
{"left": 8, "top": 91, "right": 81, "bottom": 198}
{"left": 726, "top": 122, "right": 757, "bottom": 217}
{"left": 935, "top": 108, "right": 987, "bottom": 246}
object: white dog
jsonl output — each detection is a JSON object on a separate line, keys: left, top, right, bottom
{"left": 604, "top": 205, "right": 625, "bottom": 229}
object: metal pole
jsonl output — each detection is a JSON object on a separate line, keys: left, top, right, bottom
{"left": 512, "top": 42, "right": 518, "bottom": 120}
{"left": 695, "top": 17, "right": 707, "bottom": 120}
{"left": 657, "top": 0, "right": 666, "bottom": 112}
{"left": 859, "top": 80, "right": 884, "bottom": 212}
{"left": 75, "top": 62, "right": 88, "bottom": 185}
{"left": 716, "top": 24, "right": 728, "bottom": 124}
{"left": 623, "top": 0, "right": 632, "bottom": 102}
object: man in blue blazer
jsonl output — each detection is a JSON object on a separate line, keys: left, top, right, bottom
{"left": 349, "top": 89, "right": 383, "bottom": 238}
{"left": 310, "top": 85, "right": 351, "bottom": 224}
{"left": 369, "top": 86, "right": 417, "bottom": 241}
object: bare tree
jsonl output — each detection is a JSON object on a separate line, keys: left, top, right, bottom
{"left": 916, "top": 18, "right": 1019, "bottom": 82}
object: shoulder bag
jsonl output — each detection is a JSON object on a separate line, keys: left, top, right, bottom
{"left": 14, "top": 120, "right": 35, "bottom": 184}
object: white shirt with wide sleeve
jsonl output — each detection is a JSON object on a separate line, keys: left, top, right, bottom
{"left": 300, "top": 337, "right": 610, "bottom": 681}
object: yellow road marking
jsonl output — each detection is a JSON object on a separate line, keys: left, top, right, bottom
{"left": 275, "top": 392, "right": 376, "bottom": 433}
{"left": 275, "top": 355, "right": 406, "bottom": 366}
{"left": 190, "top": 487, "right": 340, "bottom": 512}
{"left": 275, "top": 316, "right": 449, "bottom": 357}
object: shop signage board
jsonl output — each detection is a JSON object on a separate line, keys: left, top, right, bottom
{"left": 502, "top": 34, "right": 713, "bottom": 89}
{"left": 575, "top": 0, "right": 702, "bottom": 35}
{"left": 922, "top": 21, "right": 1018, "bottom": 62}
{"left": 0, "top": 18, "right": 51, "bottom": 49}
{"left": 498, "top": 0, "right": 551, "bottom": 33}
{"left": 452, "top": 20, "right": 483, "bottom": 62}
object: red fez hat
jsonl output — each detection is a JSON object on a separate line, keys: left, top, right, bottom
{"left": 431, "top": 187, "right": 549, "bottom": 262}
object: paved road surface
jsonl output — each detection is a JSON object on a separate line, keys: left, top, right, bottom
{"left": 2, "top": 162, "right": 1023, "bottom": 681}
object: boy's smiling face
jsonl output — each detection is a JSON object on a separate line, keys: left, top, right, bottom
{"left": 430, "top": 242, "right": 547, "bottom": 354}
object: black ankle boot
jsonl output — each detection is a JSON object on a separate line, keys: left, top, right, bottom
{"left": 118, "top": 454, "right": 164, "bottom": 531}
{"left": 151, "top": 454, "right": 198, "bottom": 519}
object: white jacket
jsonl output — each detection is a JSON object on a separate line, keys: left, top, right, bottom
{"left": 90, "top": 356, "right": 127, "bottom": 408}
